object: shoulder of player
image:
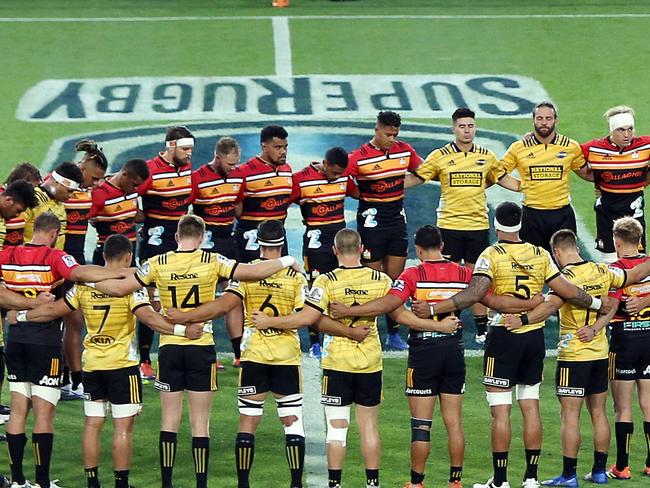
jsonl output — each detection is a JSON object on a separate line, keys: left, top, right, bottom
{"left": 553, "top": 133, "right": 579, "bottom": 148}
{"left": 34, "top": 187, "right": 51, "bottom": 204}
{"left": 472, "top": 144, "right": 496, "bottom": 158}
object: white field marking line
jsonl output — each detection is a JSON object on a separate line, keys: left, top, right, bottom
{"left": 272, "top": 17, "right": 293, "bottom": 77}
{"left": 3, "top": 14, "right": 650, "bottom": 22}
{"left": 301, "top": 353, "right": 328, "bottom": 487}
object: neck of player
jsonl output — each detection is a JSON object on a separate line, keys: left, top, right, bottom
{"left": 260, "top": 247, "right": 282, "bottom": 260}
{"left": 496, "top": 231, "right": 521, "bottom": 243}
{"left": 455, "top": 139, "right": 473, "bottom": 152}
{"left": 557, "top": 250, "right": 582, "bottom": 268}
{"left": 419, "top": 249, "right": 444, "bottom": 261}
{"left": 338, "top": 255, "right": 362, "bottom": 268}
{"left": 177, "top": 237, "right": 203, "bottom": 252}
{"left": 617, "top": 243, "right": 641, "bottom": 257}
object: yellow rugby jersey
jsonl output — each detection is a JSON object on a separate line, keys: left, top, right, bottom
{"left": 415, "top": 143, "right": 505, "bottom": 230}
{"left": 0, "top": 217, "right": 5, "bottom": 248}
{"left": 23, "top": 187, "right": 67, "bottom": 249}
{"left": 474, "top": 241, "right": 561, "bottom": 333}
{"left": 65, "top": 284, "right": 150, "bottom": 371}
{"left": 226, "top": 264, "right": 308, "bottom": 366}
{"left": 501, "top": 134, "right": 586, "bottom": 210}
{"left": 135, "top": 249, "right": 238, "bottom": 347}
{"left": 306, "top": 266, "right": 392, "bottom": 373}
{"left": 556, "top": 262, "right": 626, "bottom": 361}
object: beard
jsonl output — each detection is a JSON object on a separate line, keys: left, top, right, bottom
{"left": 535, "top": 124, "right": 555, "bottom": 138}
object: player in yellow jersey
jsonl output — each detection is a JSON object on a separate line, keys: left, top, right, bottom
{"left": 501, "top": 102, "right": 593, "bottom": 253}
{"left": 411, "top": 203, "right": 608, "bottom": 488}
{"left": 404, "top": 107, "right": 521, "bottom": 345}
{"left": 6, "top": 234, "right": 204, "bottom": 488}
{"left": 92, "top": 215, "right": 302, "bottom": 488}
{"left": 503, "top": 229, "right": 650, "bottom": 486}
{"left": 23, "top": 162, "right": 84, "bottom": 250}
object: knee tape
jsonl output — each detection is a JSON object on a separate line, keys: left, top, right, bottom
{"left": 238, "top": 397, "right": 265, "bottom": 417}
{"left": 9, "top": 381, "right": 31, "bottom": 399}
{"left": 325, "top": 405, "right": 350, "bottom": 447}
{"left": 276, "top": 394, "right": 304, "bottom": 437}
{"left": 84, "top": 400, "right": 109, "bottom": 418}
{"left": 31, "top": 385, "right": 61, "bottom": 406}
{"left": 486, "top": 390, "right": 512, "bottom": 407}
{"left": 411, "top": 417, "right": 432, "bottom": 442}
{"left": 516, "top": 382, "right": 541, "bottom": 401}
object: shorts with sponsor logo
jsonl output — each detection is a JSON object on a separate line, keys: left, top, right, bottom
{"left": 234, "top": 224, "right": 289, "bottom": 264}
{"left": 237, "top": 361, "right": 301, "bottom": 396}
{"left": 358, "top": 221, "right": 408, "bottom": 262}
{"left": 155, "top": 345, "right": 218, "bottom": 393}
{"left": 483, "top": 327, "right": 545, "bottom": 389}
{"left": 595, "top": 199, "right": 646, "bottom": 254}
{"left": 439, "top": 228, "right": 489, "bottom": 265}
{"left": 5, "top": 341, "right": 63, "bottom": 387}
{"left": 83, "top": 366, "right": 143, "bottom": 405}
{"left": 556, "top": 359, "right": 608, "bottom": 397}
{"left": 608, "top": 335, "right": 650, "bottom": 380}
{"left": 139, "top": 221, "right": 179, "bottom": 262}
{"left": 406, "top": 340, "right": 465, "bottom": 396}
{"left": 321, "top": 369, "right": 382, "bottom": 407}
{"left": 521, "top": 204, "right": 576, "bottom": 254}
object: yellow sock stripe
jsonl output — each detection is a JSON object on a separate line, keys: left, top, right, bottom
{"left": 7, "top": 445, "right": 12, "bottom": 465}
{"left": 33, "top": 442, "right": 41, "bottom": 466}
{"left": 627, "top": 433, "right": 632, "bottom": 454}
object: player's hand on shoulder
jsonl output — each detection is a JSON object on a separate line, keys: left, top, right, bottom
{"left": 438, "top": 316, "right": 461, "bottom": 334}
{"left": 347, "top": 326, "right": 370, "bottom": 343}
{"left": 6, "top": 310, "right": 17, "bottom": 324}
{"left": 34, "top": 292, "right": 55, "bottom": 306}
{"left": 411, "top": 300, "right": 430, "bottom": 319}
{"left": 184, "top": 323, "right": 204, "bottom": 340}
{"left": 504, "top": 314, "right": 522, "bottom": 331}
{"left": 328, "top": 301, "right": 349, "bottom": 319}
{"left": 251, "top": 311, "right": 272, "bottom": 329}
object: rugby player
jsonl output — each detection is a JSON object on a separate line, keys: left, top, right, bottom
{"left": 582, "top": 106, "right": 650, "bottom": 262}
{"left": 6, "top": 234, "right": 204, "bottom": 488}
{"left": 136, "top": 126, "right": 195, "bottom": 380}
{"left": 404, "top": 107, "right": 520, "bottom": 345}
{"left": 23, "top": 162, "right": 84, "bottom": 250}
{"left": 290, "top": 146, "right": 358, "bottom": 358}
{"left": 0, "top": 163, "right": 42, "bottom": 248}
{"left": 91, "top": 215, "right": 302, "bottom": 488}
{"left": 1, "top": 212, "right": 129, "bottom": 488}
{"left": 61, "top": 140, "right": 108, "bottom": 401}
{"left": 411, "top": 202, "right": 608, "bottom": 488}
{"left": 192, "top": 136, "right": 245, "bottom": 367}
{"left": 327, "top": 225, "right": 541, "bottom": 488}
{"left": 502, "top": 230, "right": 630, "bottom": 485}
{"left": 89, "top": 158, "right": 149, "bottom": 266}
{"left": 606, "top": 217, "right": 650, "bottom": 479}
{"left": 348, "top": 111, "right": 423, "bottom": 350}
{"left": 501, "top": 102, "right": 592, "bottom": 254}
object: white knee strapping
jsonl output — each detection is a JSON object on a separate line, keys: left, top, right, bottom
{"left": 486, "top": 390, "right": 512, "bottom": 407}
{"left": 276, "top": 394, "right": 304, "bottom": 437}
{"left": 84, "top": 400, "right": 109, "bottom": 418}
{"left": 31, "top": 385, "right": 61, "bottom": 406}
{"left": 325, "top": 405, "right": 350, "bottom": 446}
{"left": 10, "top": 382, "right": 31, "bottom": 399}
{"left": 516, "top": 382, "right": 541, "bottom": 401}
{"left": 238, "top": 397, "right": 265, "bottom": 416}
{"left": 112, "top": 403, "right": 142, "bottom": 419}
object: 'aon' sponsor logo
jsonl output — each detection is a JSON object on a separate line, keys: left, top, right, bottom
{"left": 38, "top": 376, "right": 60, "bottom": 387}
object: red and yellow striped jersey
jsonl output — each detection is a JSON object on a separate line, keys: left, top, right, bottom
{"left": 232, "top": 157, "right": 293, "bottom": 224}
{"left": 63, "top": 189, "right": 92, "bottom": 253}
{"left": 2, "top": 213, "right": 26, "bottom": 247}
{"left": 90, "top": 180, "right": 140, "bottom": 244}
{"left": 192, "top": 163, "right": 243, "bottom": 236}
{"left": 138, "top": 155, "right": 193, "bottom": 221}
{"left": 290, "top": 163, "right": 356, "bottom": 227}
{"left": 609, "top": 254, "right": 650, "bottom": 338}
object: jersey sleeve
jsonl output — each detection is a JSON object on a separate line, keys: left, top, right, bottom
{"left": 88, "top": 187, "right": 107, "bottom": 219}
{"left": 225, "top": 278, "right": 245, "bottom": 300}
{"left": 136, "top": 173, "right": 153, "bottom": 196}
{"left": 305, "top": 274, "right": 330, "bottom": 312}
{"left": 211, "top": 253, "right": 238, "bottom": 280}
{"left": 63, "top": 284, "right": 81, "bottom": 310}
{"left": 607, "top": 265, "right": 627, "bottom": 290}
{"left": 500, "top": 143, "right": 519, "bottom": 173}
{"left": 289, "top": 172, "right": 301, "bottom": 204}
{"left": 129, "top": 287, "right": 151, "bottom": 313}
{"left": 413, "top": 150, "right": 440, "bottom": 182}
{"left": 388, "top": 267, "right": 417, "bottom": 303}
{"left": 294, "top": 274, "right": 308, "bottom": 311}
{"left": 486, "top": 153, "right": 507, "bottom": 183}
{"left": 135, "top": 259, "right": 156, "bottom": 287}
{"left": 406, "top": 143, "right": 423, "bottom": 171}
{"left": 345, "top": 176, "right": 358, "bottom": 196}
{"left": 570, "top": 141, "right": 588, "bottom": 170}
{"left": 380, "top": 272, "right": 393, "bottom": 295}
{"left": 346, "top": 153, "right": 360, "bottom": 177}
{"left": 50, "top": 251, "right": 80, "bottom": 281}
{"left": 580, "top": 141, "right": 592, "bottom": 159}
{"left": 473, "top": 248, "right": 496, "bottom": 281}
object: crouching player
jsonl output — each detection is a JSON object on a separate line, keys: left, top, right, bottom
{"left": 8, "top": 234, "right": 205, "bottom": 488}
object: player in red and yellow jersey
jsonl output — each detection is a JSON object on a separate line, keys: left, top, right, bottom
{"left": 193, "top": 136, "right": 245, "bottom": 367}
{"left": 1, "top": 212, "right": 128, "bottom": 488}
{"left": 0, "top": 163, "right": 42, "bottom": 248}
{"left": 291, "top": 146, "right": 358, "bottom": 358}
{"left": 348, "top": 111, "right": 423, "bottom": 350}
{"left": 136, "top": 126, "right": 195, "bottom": 379}
{"left": 89, "top": 158, "right": 149, "bottom": 265}
{"left": 582, "top": 106, "right": 650, "bottom": 262}
{"left": 231, "top": 125, "right": 293, "bottom": 263}
{"left": 606, "top": 218, "right": 650, "bottom": 478}
{"left": 61, "top": 140, "right": 108, "bottom": 401}
{"left": 501, "top": 102, "right": 592, "bottom": 254}
{"left": 23, "top": 162, "right": 85, "bottom": 251}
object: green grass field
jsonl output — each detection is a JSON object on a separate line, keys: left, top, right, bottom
{"left": 4, "top": 0, "right": 650, "bottom": 486}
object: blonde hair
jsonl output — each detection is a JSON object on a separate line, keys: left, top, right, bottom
{"left": 177, "top": 214, "right": 205, "bottom": 239}
{"left": 334, "top": 228, "right": 361, "bottom": 255}
{"left": 604, "top": 105, "right": 635, "bottom": 120}
{"left": 613, "top": 217, "right": 643, "bottom": 245}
